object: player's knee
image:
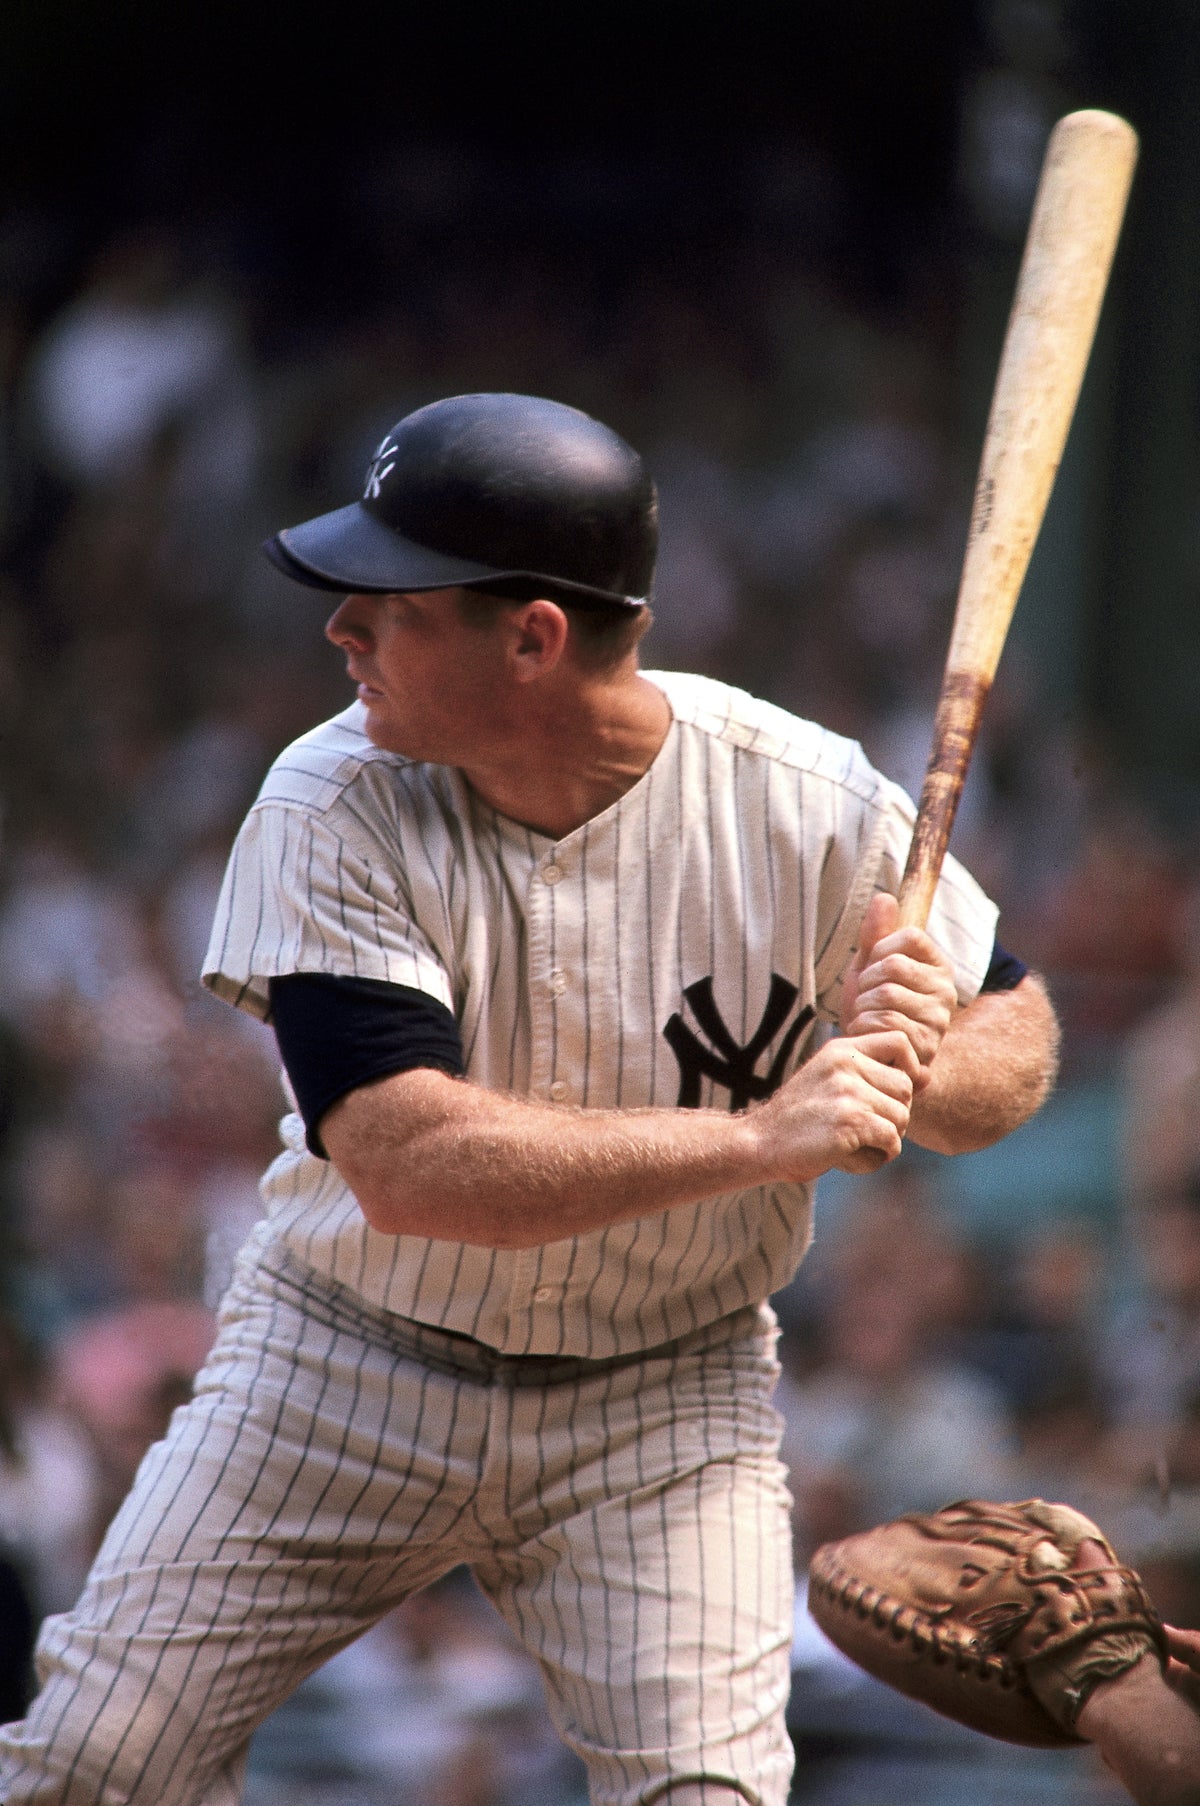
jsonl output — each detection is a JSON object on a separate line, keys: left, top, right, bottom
{"left": 1, "top": 1636, "right": 230, "bottom": 1806}
{"left": 0, "top": 1704, "right": 240, "bottom": 1806}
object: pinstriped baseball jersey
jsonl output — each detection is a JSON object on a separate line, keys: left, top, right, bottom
{"left": 202, "top": 668, "right": 998, "bottom": 1357}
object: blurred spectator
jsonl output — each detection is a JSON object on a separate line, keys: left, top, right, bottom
{"left": 1121, "top": 870, "right": 1200, "bottom": 1205}
{"left": 1094, "top": 1177, "right": 1200, "bottom": 1495}
{"left": 10, "top": 1125, "right": 122, "bottom": 1323}
{"left": 125, "top": 712, "right": 269, "bottom": 888}
{"left": 640, "top": 436, "right": 741, "bottom": 675}
{"left": 22, "top": 226, "right": 258, "bottom": 509}
{"left": 50, "top": 1298, "right": 215, "bottom": 1554}
{"left": 964, "top": 1216, "right": 1115, "bottom": 1500}
{"left": 0, "top": 1310, "right": 98, "bottom": 1620}
{"left": 1015, "top": 803, "right": 1190, "bottom": 1070}
{"left": 100, "top": 1160, "right": 208, "bottom": 1304}
{"left": 0, "top": 832, "right": 145, "bottom": 1020}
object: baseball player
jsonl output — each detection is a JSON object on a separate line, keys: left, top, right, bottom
{"left": 0, "top": 392, "right": 1060, "bottom": 1806}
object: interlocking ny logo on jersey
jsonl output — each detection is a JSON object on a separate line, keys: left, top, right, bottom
{"left": 664, "top": 975, "right": 815, "bottom": 1111}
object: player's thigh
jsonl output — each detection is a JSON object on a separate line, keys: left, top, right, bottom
{"left": 476, "top": 1327, "right": 797, "bottom": 1806}
{"left": 0, "top": 1253, "right": 485, "bottom": 1806}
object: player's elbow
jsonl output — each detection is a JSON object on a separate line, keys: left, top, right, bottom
{"left": 338, "top": 1172, "right": 512, "bottom": 1247}
{"left": 349, "top": 1174, "right": 424, "bottom": 1238}
{"left": 318, "top": 1070, "right": 456, "bottom": 1238}
{"left": 349, "top": 1175, "right": 532, "bottom": 1248}
{"left": 1009, "top": 972, "right": 1062, "bottom": 1112}
{"left": 321, "top": 1134, "right": 424, "bottom": 1236}
{"left": 320, "top": 1075, "right": 534, "bottom": 1248}
{"left": 909, "top": 973, "right": 1060, "bottom": 1155}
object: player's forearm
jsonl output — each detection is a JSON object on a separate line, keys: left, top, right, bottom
{"left": 906, "top": 974, "right": 1059, "bottom": 1155}
{"left": 320, "top": 1034, "right": 914, "bottom": 1246}
{"left": 322, "top": 1068, "right": 767, "bottom": 1245}
{"left": 1075, "top": 1654, "right": 1200, "bottom": 1806}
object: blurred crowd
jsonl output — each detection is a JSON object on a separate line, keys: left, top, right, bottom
{"left": 0, "top": 122, "right": 1198, "bottom": 1804}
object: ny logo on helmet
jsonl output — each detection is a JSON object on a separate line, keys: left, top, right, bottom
{"left": 664, "top": 975, "right": 815, "bottom": 1112}
{"left": 364, "top": 437, "right": 399, "bottom": 501}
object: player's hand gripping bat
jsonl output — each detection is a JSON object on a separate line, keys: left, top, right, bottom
{"left": 896, "top": 108, "right": 1138, "bottom": 930}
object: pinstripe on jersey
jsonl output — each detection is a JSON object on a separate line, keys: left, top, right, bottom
{"left": 202, "top": 669, "right": 999, "bottom": 1357}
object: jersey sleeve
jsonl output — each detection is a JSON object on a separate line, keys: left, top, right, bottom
{"left": 201, "top": 801, "right": 456, "bottom": 1023}
{"left": 815, "top": 773, "right": 999, "bottom": 1022}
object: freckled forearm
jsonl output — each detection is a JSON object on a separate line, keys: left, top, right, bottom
{"left": 321, "top": 1071, "right": 769, "bottom": 1247}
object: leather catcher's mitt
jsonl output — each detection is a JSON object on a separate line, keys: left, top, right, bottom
{"left": 807, "top": 1497, "right": 1168, "bottom": 1747}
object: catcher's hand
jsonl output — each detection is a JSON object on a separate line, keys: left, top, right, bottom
{"left": 1166, "top": 1624, "right": 1200, "bottom": 1712}
{"left": 806, "top": 1497, "right": 1168, "bottom": 1747}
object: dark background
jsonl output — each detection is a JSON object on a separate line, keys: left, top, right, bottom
{"left": 0, "top": 0, "right": 1196, "bottom": 812}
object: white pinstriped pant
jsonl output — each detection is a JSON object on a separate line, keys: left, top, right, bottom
{"left": 0, "top": 1244, "right": 796, "bottom": 1806}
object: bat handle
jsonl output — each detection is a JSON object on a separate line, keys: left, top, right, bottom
{"left": 847, "top": 675, "right": 987, "bottom": 1171}
{"left": 895, "top": 669, "right": 990, "bottom": 931}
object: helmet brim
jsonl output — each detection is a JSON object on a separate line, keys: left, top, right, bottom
{"left": 265, "top": 502, "right": 506, "bottom": 594}
{"left": 264, "top": 500, "right": 647, "bottom": 608}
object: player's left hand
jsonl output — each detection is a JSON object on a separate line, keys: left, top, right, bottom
{"left": 840, "top": 893, "right": 958, "bottom": 1091}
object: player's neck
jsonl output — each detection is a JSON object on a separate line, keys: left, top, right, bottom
{"left": 459, "top": 671, "right": 672, "bottom": 839}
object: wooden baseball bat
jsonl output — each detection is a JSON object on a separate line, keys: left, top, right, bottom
{"left": 895, "top": 108, "right": 1138, "bottom": 931}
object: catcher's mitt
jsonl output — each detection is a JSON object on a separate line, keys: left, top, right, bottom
{"left": 807, "top": 1497, "right": 1168, "bottom": 1747}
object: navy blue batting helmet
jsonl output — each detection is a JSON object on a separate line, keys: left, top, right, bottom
{"left": 264, "top": 392, "right": 658, "bottom": 609}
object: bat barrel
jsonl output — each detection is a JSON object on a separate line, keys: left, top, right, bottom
{"left": 948, "top": 108, "right": 1139, "bottom": 681}
{"left": 896, "top": 108, "right": 1138, "bottom": 934}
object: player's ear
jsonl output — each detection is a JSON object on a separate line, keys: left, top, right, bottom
{"left": 508, "top": 598, "right": 569, "bottom": 682}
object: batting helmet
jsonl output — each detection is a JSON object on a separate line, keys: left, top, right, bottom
{"left": 264, "top": 392, "right": 658, "bottom": 609}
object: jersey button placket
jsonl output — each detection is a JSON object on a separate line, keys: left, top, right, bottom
{"left": 535, "top": 854, "right": 569, "bottom": 1103}
{"left": 510, "top": 846, "right": 570, "bottom": 1347}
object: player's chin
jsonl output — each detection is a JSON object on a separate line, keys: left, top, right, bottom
{"left": 359, "top": 703, "right": 413, "bottom": 755}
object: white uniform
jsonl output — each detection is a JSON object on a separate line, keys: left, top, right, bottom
{"left": 0, "top": 670, "right": 997, "bottom": 1806}
{"left": 203, "top": 669, "right": 994, "bottom": 1353}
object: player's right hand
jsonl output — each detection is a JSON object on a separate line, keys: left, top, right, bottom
{"left": 1166, "top": 1626, "right": 1200, "bottom": 1714}
{"left": 753, "top": 1030, "right": 915, "bottom": 1183}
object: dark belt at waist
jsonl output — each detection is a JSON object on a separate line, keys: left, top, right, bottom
{"left": 260, "top": 1245, "right": 768, "bottom": 1387}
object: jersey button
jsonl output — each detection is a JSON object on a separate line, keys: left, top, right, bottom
{"left": 541, "top": 861, "right": 563, "bottom": 884}
{"left": 533, "top": 1284, "right": 554, "bottom": 1302}
{"left": 549, "top": 969, "right": 567, "bottom": 995}
{"left": 549, "top": 1080, "right": 568, "bottom": 1101}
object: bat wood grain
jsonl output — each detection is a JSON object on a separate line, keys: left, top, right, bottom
{"left": 895, "top": 108, "right": 1138, "bottom": 931}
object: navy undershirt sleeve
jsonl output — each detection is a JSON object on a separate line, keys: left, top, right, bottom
{"left": 268, "top": 974, "right": 466, "bottom": 1159}
{"left": 979, "top": 938, "right": 1028, "bottom": 993}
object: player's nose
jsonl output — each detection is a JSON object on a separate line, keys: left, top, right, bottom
{"left": 325, "top": 596, "right": 373, "bottom": 649}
